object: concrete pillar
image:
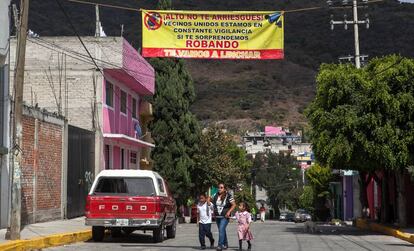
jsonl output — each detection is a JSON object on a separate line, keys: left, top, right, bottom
{"left": 61, "top": 121, "right": 68, "bottom": 219}
{"left": 0, "top": 0, "right": 11, "bottom": 229}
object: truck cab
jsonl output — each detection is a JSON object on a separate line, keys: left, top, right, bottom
{"left": 85, "top": 170, "right": 176, "bottom": 242}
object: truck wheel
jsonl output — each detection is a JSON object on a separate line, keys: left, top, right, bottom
{"left": 92, "top": 226, "right": 105, "bottom": 242}
{"left": 110, "top": 228, "right": 122, "bottom": 238}
{"left": 122, "top": 228, "right": 135, "bottom": 236}
{"left": 166, "top": 220, "right": 176, "bottom": 239}
{"left": 153, "top": 226, "right": 164, "bottom": 243}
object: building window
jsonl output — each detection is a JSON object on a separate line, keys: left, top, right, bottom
{"left": 105, "top": 81, "right": 113, "bottom": 107}
{"left": 120, "top": 90, "right": 127, "bottom": 114}
{"left": 130, "top": 151, "right": 137, "bottom": 164}
{"left": 132, "top": 98, "right": 137, "bottom": 119}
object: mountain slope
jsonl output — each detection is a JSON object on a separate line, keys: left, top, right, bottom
{"left": 21, "top": 0, "right": 414, "bottom": 130}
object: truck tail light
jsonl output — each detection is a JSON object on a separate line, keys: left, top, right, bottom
{"left": 155, "top": 196, "right": 161, "bottom": 213}
{"left": 85, "top": 195, "right": 91, "bottom": 217}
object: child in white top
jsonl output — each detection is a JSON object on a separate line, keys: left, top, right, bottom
{"left": 197, "top": 194, "right": 215, "bottom": 250}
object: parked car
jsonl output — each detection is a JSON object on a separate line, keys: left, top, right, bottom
{"left": 85, "top": 170, "right": 177, "bottom": 243}
{"left": 294, "top": 209, "right": 312, "bottom": 223}
{"left": 280, "top": 212, "right": 295, "bottom": 222}
{"left": 286, "top": 212, "right": 295, "bottom": 222}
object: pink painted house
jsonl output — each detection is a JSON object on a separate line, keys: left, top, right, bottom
{"left": 13, "top": 36, "right": 156, "bottom": 173}
{"left": 102, "top": 39, "right": 155, "bottom": 170}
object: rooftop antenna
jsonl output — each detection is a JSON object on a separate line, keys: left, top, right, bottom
{"left": 95, "top": 4, "right": 106, "bottom": 37}
{"left": 95, "top": 4, "right": 100, "bottom": 37}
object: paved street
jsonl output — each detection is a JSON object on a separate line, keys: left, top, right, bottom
{"left": 48, "top": 221, "right": 413, "bottom": 251}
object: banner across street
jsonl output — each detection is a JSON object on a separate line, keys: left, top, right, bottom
{"left": 141, "top": 10, "right": 284, "bottom": 60}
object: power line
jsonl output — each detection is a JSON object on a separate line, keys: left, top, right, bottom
{"left": 67, "top": 0, "right": 139, "bottom": 11}
{"left": 55, "top": 0, "right": 102, "bottom": 73}
{"left": 29, "top": 36, "right": 155, "bottom": 78}
{"left": 54, "top": 0, "right": 145, "bottom": 122}
{"left": 372, "top": 57, "right": 405, "bottom": 78}
{"left": 65, "top": 0, "right": 384, "bottom": 14}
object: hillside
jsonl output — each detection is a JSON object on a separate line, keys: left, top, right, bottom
{"left": 20, "top": 0, "right": 414, "bottom": 130}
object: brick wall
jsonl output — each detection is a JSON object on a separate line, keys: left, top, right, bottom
{"left": 21, "top": 107, "right": 64, "bottom": 224}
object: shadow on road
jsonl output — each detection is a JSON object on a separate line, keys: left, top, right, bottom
{"left": 284, "top": 225, "right": 384, "bottom": 236}
{"left": 385, "top": 243, "right": 414, "bottom": 247}
{"left": 85, "top": 232, "right": 239, "bottom": 250}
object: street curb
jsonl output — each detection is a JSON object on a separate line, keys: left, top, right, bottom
{"left": 0, "top": 230, "right": 91, "bottom": 251}
{"left": 356, "top": 219, "right": 414, "bottom": 244}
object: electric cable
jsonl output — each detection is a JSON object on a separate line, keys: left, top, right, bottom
{"left": 65, "top": 0, "right": 384, "bottom": 13}
{"left": 55, "top": 0, "right": 145, "bottom": 123}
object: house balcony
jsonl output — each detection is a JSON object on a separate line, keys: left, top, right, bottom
{"left": 104, "top": 38, "right": 155, "bottom": 96}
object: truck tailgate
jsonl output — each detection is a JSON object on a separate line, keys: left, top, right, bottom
{"left": 87, "top": 196, "right": 159, "bottom": 219}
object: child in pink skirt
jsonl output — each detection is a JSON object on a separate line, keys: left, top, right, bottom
{"left": 235, "top": 202, "right": 253, "bottom": 251}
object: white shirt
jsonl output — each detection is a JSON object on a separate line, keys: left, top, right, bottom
{"left": 197, "top": 202, "right": 213, "bottom": 224}
{"left": 216, "top": 196, "right": 225, "bottom": 216}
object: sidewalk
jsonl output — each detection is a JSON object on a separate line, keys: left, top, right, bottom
{"left": 0, "top": 217, "right": 91, "bottom": 250}
{"left": 356, "top": 218, "right": 414, "bottom": 244}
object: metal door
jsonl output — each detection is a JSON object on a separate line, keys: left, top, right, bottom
{"left": 67, "top": 125, "right": 95, "bottom": 219}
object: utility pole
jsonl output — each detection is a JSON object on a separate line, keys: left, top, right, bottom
{"left": 8, "top": 0, "right": 29, "bottom": 240}
{"left": 328, "top": 0, "right": 370, "bottom": 69}
{"left": 352, "top": 0, "right": 361, "bottom": 68}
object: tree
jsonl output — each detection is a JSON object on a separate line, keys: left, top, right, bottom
{"left": 305, "top": 62, "right": 377, "bottom": 216}
{"left": 234, "top": 187, "right": 256, "bottom": 212}
{"left": 306, "top": 164, "right": 332, "bottom": 221}
{"left": 149, "top": 2, "right": 201, "bottom": 204}
{"left": 299, "top": 186, "right": 314, "bottom": 212}
{"left": 255, "top": 152, "right": 301, "bottom": 217}
{"left": 361, "top": 56, "right": 414, "bottom": 226}
{"left": 194, "top": 126, "right": 251, "bottom": 194}
{"left": 306, "top": 55, "right": 414, "bottom": 226}
{"left": 280, "top": 187, "right": 303, "bottom": 211}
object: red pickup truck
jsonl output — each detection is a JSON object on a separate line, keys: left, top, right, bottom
{"left": 85, "top": 170, "right": 177, "bottom": 243}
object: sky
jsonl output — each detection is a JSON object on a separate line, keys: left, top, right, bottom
{"left": 400, "top": 0, "right": 414, "bottom": 3}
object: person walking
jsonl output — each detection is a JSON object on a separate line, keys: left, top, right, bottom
{"left": 235, "top": 202, "right": 253, "bottom": 251}
{"left": 251, "top": 207, "right": 257, "bottom": 222}
{"left": 212, "top": 183, "right": 236, "bottom": 251}
{"left": 259, "top": 204, "right": 266, "bottom": 222}
{"left": 197, "top": 193, "right": 215, "bottom": 250}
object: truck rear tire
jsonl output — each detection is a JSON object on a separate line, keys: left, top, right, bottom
{"left": 122, "top": 228, "right": 135, "bottom": 236}
{"left": 92, "top": 226, "right": 105, "bottom": 242}
{"left": 110, "top": 227, "right": 122, "bottom": 238}
{"left": 153, "top": 226, "right": 164, "bottom": 243}
{"left": 166, "top": 220, "right": 176, "bottom": 239}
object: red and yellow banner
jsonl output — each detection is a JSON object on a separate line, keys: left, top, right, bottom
{"left": 141, "top": 10, "right": 284, "bottom": 60}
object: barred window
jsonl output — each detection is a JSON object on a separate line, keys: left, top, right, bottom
{"left": 105, "top": 81, "right": 113, "bottom": 107}
{"left": 120, "top": 90, "right": 127, "bottom": 114}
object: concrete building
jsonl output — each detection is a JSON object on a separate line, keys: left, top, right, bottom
{"left": 243, "top": 132, "right": 311, "bottom": 156}
{"left": 9, "top": 36, "right": 155, "bottom": 220}
{"left": 9, "top": 36, "right": 155, "bottom": 174}
{"left": 242, "top": 129, "right": 313, "bottom": 215}
{"left": 0, "top": 0, "right": 11, "bottom": 229}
